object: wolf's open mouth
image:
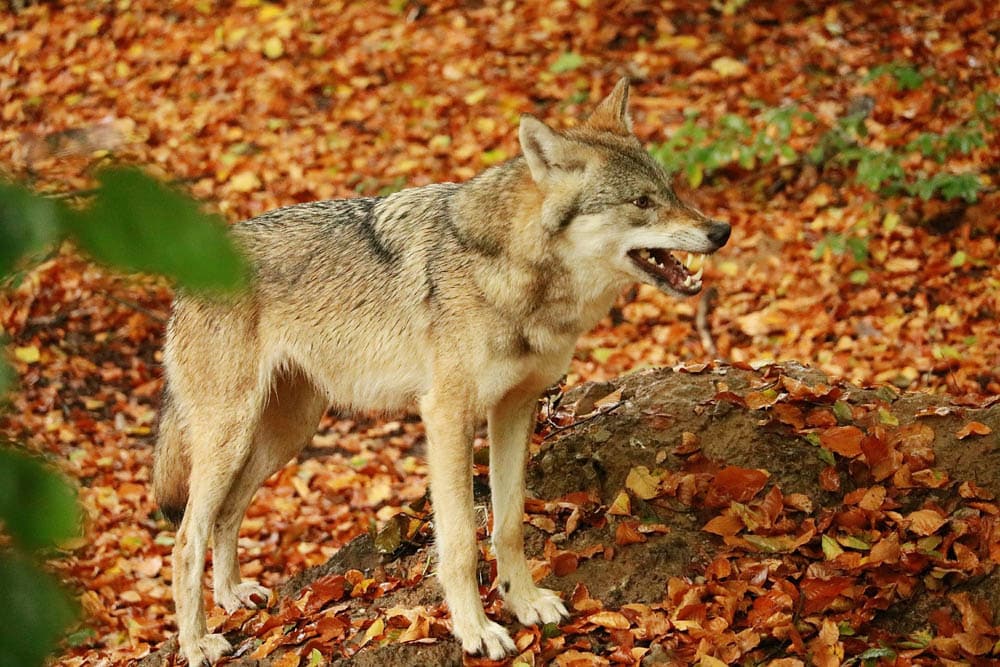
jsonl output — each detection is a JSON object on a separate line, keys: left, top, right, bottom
{"left": 626, "top": 248, "right": 705, "bottom": 295}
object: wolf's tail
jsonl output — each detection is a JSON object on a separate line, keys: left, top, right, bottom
{"left": 152, "top": 384, "right": 190, "bottom": 526}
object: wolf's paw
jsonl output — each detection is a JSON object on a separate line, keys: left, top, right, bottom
{"left": 452, "top": 615, "right": 516, "bottom": 660}
{"left": 215, "top": 581, "right": 271, "bottom": 614}
{"left": 181, "top": 633, "right": 233, "bottom": 666}
{"left": 504, "top": 585, "right": 568, "bottom": 627}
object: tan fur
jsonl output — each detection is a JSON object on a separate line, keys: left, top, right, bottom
{"left": 153, "top": 78, "right": 730, "bottom": 665}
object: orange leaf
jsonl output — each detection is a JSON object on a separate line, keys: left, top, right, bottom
{"left": 703, "top": 513, "right": 743, "bottom": 537}
{"left": 819, "top": 466, "right": 841, "bottom": 492}
{"left": 957, "top": 421, "right": 992, "bottom": 439}
{"left": 615, "top": 521, "right": 646, "bottom": 546}
{"left": 705, "top": 466, "right": 770, "bottom": 507}
{"left": 820, "top": 425, "right": 863, "bottom": 457}
{"left": 587, "top": 610, "right": 631, "bottom": 630}
{"left": 773, "top": 403, "right": 805, "bottom": 430}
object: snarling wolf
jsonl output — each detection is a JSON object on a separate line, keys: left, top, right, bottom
{"left": 153, "top": 78, "right": 730, "bottom": 664}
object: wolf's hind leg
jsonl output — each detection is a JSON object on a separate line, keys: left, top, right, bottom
{"left": 173, "top": 407, "right": 262, "bottom": 667}
{"left": 212, "top": 369, "right": 326, "bottom": 613}
{"left": 489, "top": 392, "right": 568, "bottom": 627}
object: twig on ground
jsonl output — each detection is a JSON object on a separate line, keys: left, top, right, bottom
{"left": 697, "top": 285, "right": 719, "bottom": 358}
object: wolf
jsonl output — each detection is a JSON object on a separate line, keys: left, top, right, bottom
{"left": 152, "top": 78, "right": 730, "bottom": 665}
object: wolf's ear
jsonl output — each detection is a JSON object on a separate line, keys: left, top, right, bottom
{"left": 519, "top": 114, "right": 579, "bottom": 183}
{"left": 587, "top": 77, "right": 632, "bottom": 135}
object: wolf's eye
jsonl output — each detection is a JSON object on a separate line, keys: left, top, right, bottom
{"left": 632, "top": 195, "right": 654, "bottom": 209}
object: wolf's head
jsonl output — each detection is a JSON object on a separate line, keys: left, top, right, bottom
{"left": 520, "top": 78, "right": 730, "bottom": 298}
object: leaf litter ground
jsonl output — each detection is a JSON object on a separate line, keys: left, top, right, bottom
{"left": 1, "top": 1, "right": 999, "bottom": 665}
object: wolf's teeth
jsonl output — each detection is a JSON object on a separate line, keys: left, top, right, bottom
{"left": 687, "top": 253, "right": 705, "bottom": 273}
{"left": 693, "top": 267, "right": 703, "bottom": 281}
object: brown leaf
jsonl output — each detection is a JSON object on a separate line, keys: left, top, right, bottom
{"left": 586, "top": 610, "right": 631, "bottom": 630}
{"left": 551, "top": 551, "right": 579, "bottom": 577}
{"left": 905, "top": 508, "right": 947, "bottom": 536}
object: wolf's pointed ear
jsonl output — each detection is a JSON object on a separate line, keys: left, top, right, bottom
{"left": 587, "top": 77, "right": 632, "bottom": 135}
{"left": 519, "top": 114, "right": 577, "bottom": 183}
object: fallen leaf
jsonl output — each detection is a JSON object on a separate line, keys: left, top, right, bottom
{"left": 956, "top": 421, "right": 992, "bottom": 439}
{"left": 906, "top": 508, "right": 947, "bottom": 536}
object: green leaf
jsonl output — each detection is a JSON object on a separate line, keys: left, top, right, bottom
{"left": 856, "top": 647, "right": 897, "bottom": 661}
{"left": 898, "top": 629, "right": 932, "bottom": 650}
{"left": 686, "top": 162, "right": 704, "bottom": 188}
{"left": 0, "top": 447, "right": 80, "bottom": 550}
{"left": 877, "top": 407, "right": 899, "bottom": 426}
{"left": 0, "top": 357, "right": 13, "bottom": 396}
{"left": 846, "top": 236, "right": 869, "bottom": 262}
{"left": 849, "top": 269, "right": 869, "bottom": 285}
{"left": 0, "top": 182, "right": 65, "bottom": 275}
{"left": 817, "top": 448, "right": 836, "bottom": 466}
{"left": 550, "top": 52, "right": 585, "bottom": 74}
{"left": 833, "top": 400, "right": 853, "bottom": 424}
{"left": 874, "top": 385, "right": 899, "bottom": 402}
{"left": 540, "top": 622, "right": 562, "bottom": 639}
{"left": 950, "top": 250, "right": 968, "bottom": 268}
{"left": 935, "top": 172, "right": 981, "bottom": 202}
{"left": 892, "top": 65, "right": 925, "bottom": 91}
{"left": 837, "top": 534, "right": 872, "bottom": 550}
{"left": 0, "top": 552, "right": 77, "bottom": 666}
{"left": 822, "top": 534, "right": 844, "bottom": 559}
{"left": 67, "top": 168, "right": 247, "bottom": 292}
{"left": 65, "top": 627, "right": 96, "bottom": 648}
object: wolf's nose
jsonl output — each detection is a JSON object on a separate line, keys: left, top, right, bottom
{"left": 708, "top": 221, "right": 731, "bottom": 248}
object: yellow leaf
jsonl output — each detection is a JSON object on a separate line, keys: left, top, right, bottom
{"left": 262, "top": 36, "right": 284, "bottom": 59}
{"left": 14, "top": 346, "right": 39, "bottom": 364}
{"left": 710, "top": 56, "right": 748, "bottom": 78}
{"left": 699, "top": 657, "right": 729, "bottom": 667}
{"left": 625, "top": 466, "right": 660, "bottom": 500}
{"left": 608, "top": 490, "right": 631, "bottom": 516}
{"left": 359, "top": 617, "right": 385, "bottom": 647}
{"left": 885, "top": 257, "right": 920, "bottom": 273}
{"left": 882, "top": 211, "right": 900, "bottom": 232}
{"left": 230, "top": 171, "right": 261, "bottom": 192}
{"left": 258, "top": 4, "right": 284, "bottom": 21}
{"left": 464, "top": 88, "right": 488, "bottom": 105}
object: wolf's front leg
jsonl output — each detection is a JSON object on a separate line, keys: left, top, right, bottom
{"left": 488, "top": 392, "right": 568, "bottom": 626}
{"left": 420, "top": 389, "right": 516, "bottom": 660}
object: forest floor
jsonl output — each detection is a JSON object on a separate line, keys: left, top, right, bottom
{"left": 1, "top": 1, "right": 998, "bottom": 665}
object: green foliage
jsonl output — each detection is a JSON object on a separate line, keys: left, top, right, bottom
{"left": 0, "top": 182, "right": 63, "bottom": 275}
{"left": 66, "top": 168, "right": 247, "bottom": 292}
{"left": 549, "top": 51, "right": 584, "bottom": 74}
{"left": 651, "top": 61, "right": 992, "bottom": 203}
{"left": 0, "top": 449, "right": 80, "bottom": 666}
{"left": 0, "top": 553, "right": 77, "bottom": 667}
{"left": 865, "top": 62, "right": 930, "bottom": 91}
{"left": 0, "top": 167, "right": 248, "bottom": 665}
{"left": 649, "top": 106, "right": 808, "bottom": 187}
{"left": 0, "top": 448, "right": 81, "bottom": 551}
